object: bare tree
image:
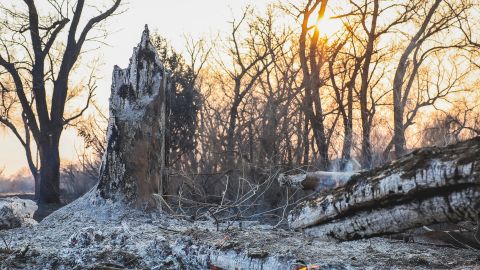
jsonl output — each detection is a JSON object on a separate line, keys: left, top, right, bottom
{"left": 298, "top": 0, "right": 331, "bottom": 170}
{"left": 421, "top": 110, "right": 478, "bottom": 147}
{"left": 356, "top": 0, "right": 379, "bottom": 169}
{"left": 392, "top": 0, "right": 472, "bottom": 158}
{"left": 339, "top": 0, "right": 417, "bottom": 168}
{"left": 257, "top": 33, "right": 300, "bottom": 166}
{"left": 328, "top": 28, "right": 362, "bottom": 170}
{"left": 221, "top": 8, "right": 280, "bottom": 168}
{"left": 0, "top": 0, "right": 122, "bottom": 203}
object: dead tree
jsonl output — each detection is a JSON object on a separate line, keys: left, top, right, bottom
{"left": 357, "top": 0, "right": 378, "bottom": 169}
{"left": 298, "top": 0, "right": 330, "bottom": 170}
{"left": 223, "top": 8, "right": 275, "bottom": 167}
{"left": 345, "top": 0, "right": 417, "bottom": 168}
{"left": 96, "top": 26, "right": 168, "bottom": 208}
{"left": 288, "top": 137, "right": 480, "bottom": 240}
{"left": 328, "top": 29, "right": 362, "bottom": 171}
{"left": 392, "top": 0, "right": 472, "bottom": 158}
{"left": 0, "top": 0, "right": 122, "bottom": 203}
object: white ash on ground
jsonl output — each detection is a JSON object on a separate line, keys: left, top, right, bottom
{"left": 0, "top": 191, "right": 479, "bottom": 270}
{"left": 0, "top": 197, "right": 37, "bottom": 230}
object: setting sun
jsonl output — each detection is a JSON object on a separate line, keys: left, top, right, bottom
{"left": 316, "top": 16, "right": 343, "bottom": 38}
{"left": 306, "top": 3, "right": 345, "bottom": 39}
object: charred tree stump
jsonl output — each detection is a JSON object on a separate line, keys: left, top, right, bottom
{"left": 96, "top": 26, "right": 168, "bottom": 207}
{"left": 288, "top": 137, "right": 480, "bottom": 240}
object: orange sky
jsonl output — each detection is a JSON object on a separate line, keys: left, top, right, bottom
{"left": 0, "top": 0, "right": 274, "bottom": 176}
{"left": 3, "top": 0, "right": 467, "bottom": 177}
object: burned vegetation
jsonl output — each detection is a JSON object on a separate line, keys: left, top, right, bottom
{"left": 1, "top": 0, "right": 480, "bottom": 268}
{"left": 1, "top": 26, "right": 479, "bottom": 270}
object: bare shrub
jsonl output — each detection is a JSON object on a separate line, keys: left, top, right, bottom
{"left": 162, "top": 160, "right": 314, "bottom": 227}
{"left": 60, "top": 163, "right": 98, "bottom": 203}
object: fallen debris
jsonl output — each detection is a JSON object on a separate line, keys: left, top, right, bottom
{"left": 1, "top": 198, "right": 479, "bottom": 269}
{"left": 288, "top": 137, "right": 480, "bottom": 240}
{"left": 0, "top": 197, "right": 37, "bottom": 230}
{"left": 278, "top": 171, "right": 356, "bottom": 191}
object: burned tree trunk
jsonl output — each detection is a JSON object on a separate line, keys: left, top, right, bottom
{"left": 288, "top": 137, "right": 480, "bottom": 240}
{"left": 96, "top": 26, "right": 168, "bottom": 208}
{"left": 278, "top": 171, "right": 355, "bottom": 192}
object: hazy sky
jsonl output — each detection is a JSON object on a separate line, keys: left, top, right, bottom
{"left": 0, "top": 0, "right": 272, "bottom": 176}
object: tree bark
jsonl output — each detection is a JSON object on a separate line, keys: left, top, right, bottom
{"left": 278, "top": 171, "right": 356, "bottom": 191}
{"left": 299, "top": 0, "right": 330, "bottom": 170}
{"left": 358, "top": 0, "right": 379, "bottom": 170}
{"left": 392, "top": 0, "right": 442, "bottom": 158}
{"left": 96, "top": 26, "right": 168, "bottom": 208}
{"left": 226, "top": 98, "right": 240, "bottom": 167}
{"left": 38, "top": 136, "right": 61, "bottom": 204}
{"left": 288, "top": 137, "right": 480, "bottom": 240}
{"left": 302, "top": 110, "right": 310, "bottom": 166}
{"left": 340, "top": 87, "right": 353, "bottom": 171}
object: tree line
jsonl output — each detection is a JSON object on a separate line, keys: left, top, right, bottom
{"left": 1, "top": 0, "right": 480, "bottom": 203}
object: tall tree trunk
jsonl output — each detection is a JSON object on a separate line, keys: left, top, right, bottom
{"left": 392, "top": 52, "right": 409, "bottom": 158}
{"left": 392, "top": 0, "right": 442, "bottom": 159}
{"left": 393, "top": 88, "right": 406, "bottom": 157}
{"left": 302, "top": 113, "right": 310, "bottom": 166}
{"left": 21, "top": 115, "right": 40, "bottom": 200}
{"left": 339, "top": 57, "right": 360, "bottom": 171}
{"left": 34, "top": 174, "right": 40, "bottom": 201}
{"left": 360, "top": 115, "right": 372, "bottom": 169}
{"left": 340, "top": 87, "right": 353, "bottom": 171}
{"left": 311, "top": 116, "right": 329, "bottom": 170}
{"left": 308, "top": 68, "right": 330, "bottom": 170}
{"left": 38, "top": 135, "right": 61, "bottom": 203}
{"left": 226, "top": 100, "right": 240, "bottom": 168}
{"left": 359, "top": 0, "right": 379, "bottom": 169}
{"left": 298, "top": 0, "right": 330, "bottom": 170}
{"left": 307, "top": 52, "right": 329, "bottom": 170}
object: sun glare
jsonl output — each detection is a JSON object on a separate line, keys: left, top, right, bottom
{"left": 316, "top": 17, "right": 343, "bottom": 37}
{"left": 307, "top": 4, "right": 344, "bottom": 39}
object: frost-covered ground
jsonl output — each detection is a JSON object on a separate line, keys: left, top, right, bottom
{"left": 0, "top": 197, "right": 37, "bottom": 230}
{"left": 0, "top": 191, "right": 479, "bottom": 270}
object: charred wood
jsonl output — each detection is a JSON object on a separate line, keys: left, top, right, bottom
{"left": 278, "top": 171, "right": 356, "bottom": 191}
{"left": 288, "top": 137, "right": 480, "bottom": 240}
{"left": 96, "top": 25, "right": 168, "bottom": 208}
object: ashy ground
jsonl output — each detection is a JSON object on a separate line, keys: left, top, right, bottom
{"left": 0, "top": 191, "right": 479, "bottom": 270}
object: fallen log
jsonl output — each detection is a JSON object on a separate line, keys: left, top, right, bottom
{"left": 288, "top": 137, "right": 480, "bottom": 240}
{"left": 278, "top": 171, "right": 356, "bottom": 191}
